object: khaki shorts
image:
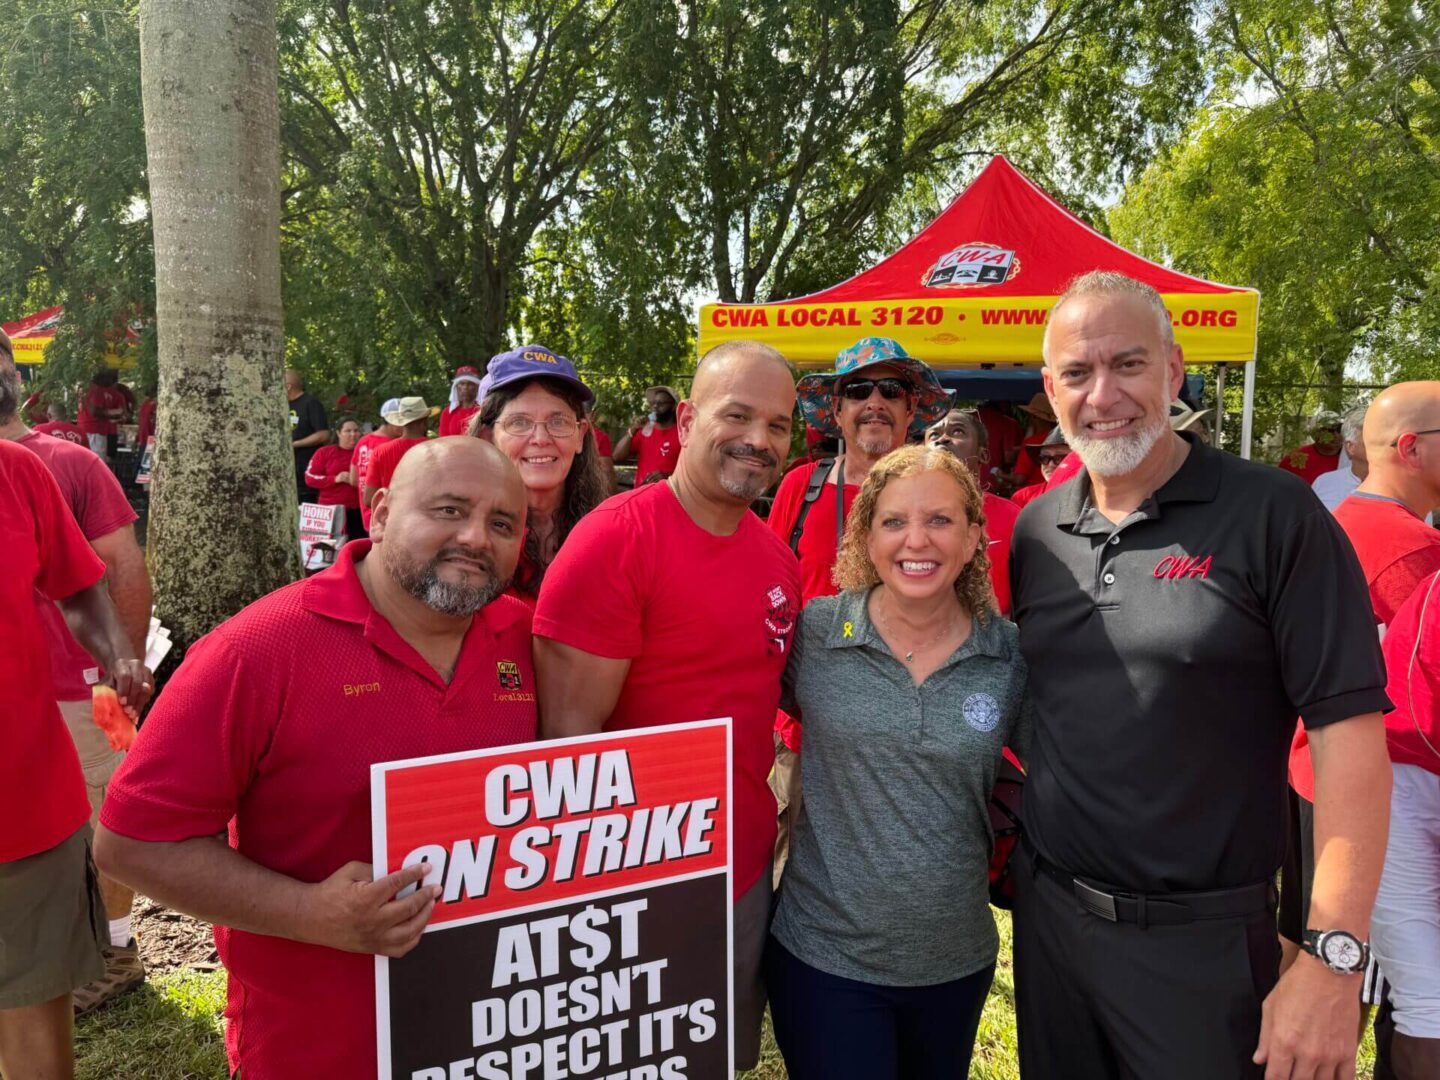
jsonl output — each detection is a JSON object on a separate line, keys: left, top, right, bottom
{"left": 59, "top": 697, "right": 126, "bottom": 823}
{"left": 0, "top": 824, "right": 107, "bottom": 1008}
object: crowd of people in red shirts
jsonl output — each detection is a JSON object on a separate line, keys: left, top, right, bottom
{"left": 5, "top": 270, "right": 1440, "bottom": 1080}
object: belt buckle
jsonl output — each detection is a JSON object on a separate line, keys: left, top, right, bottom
{"left": 1072, "top": 878, "right": 1118, "bottom": 922}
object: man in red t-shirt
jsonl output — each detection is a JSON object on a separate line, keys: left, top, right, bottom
{"left": 0, "top": 429, "right": 150, "bottom": 1077}
{"left": 533, "top": 342, "right": 800, "bottom": 1072}
{"left": 925, "top": 406, "right": 1021, "bottom": 614}
{"left": 1284, "top": 383, "right": 1440, "bottom": 1072}
{"left": 613, "top": 384, "right": 681, "bottom": 479}
{"left": 438, "top": 364, "right": 482, "bottom": 436}
{"left": 33, "top": 404, "right": 88, "bottom": 447}
{"left": 1278, "top": 409, "right": 1344, "bottom": 484}
{"left": 1, "top": 357, "right": 155, "bottom": 1011}
{"left": 353, "top": 398, "right": 402, "bottom": 531}
{"left": 977, "top": 402, "right": 1022, "bottom": 491}
{"left": 95, "top": 440, "right": 535, "bottom": 1080}
{"left": 361, "top": 397, "right": 432, "bottom": 511}
{"left": 77, "top": 370, "right": 127, "bottom": 459}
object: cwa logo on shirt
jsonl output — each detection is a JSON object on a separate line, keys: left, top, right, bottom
{"left": 763, "top": 582, "right": 798, "bottom": 656}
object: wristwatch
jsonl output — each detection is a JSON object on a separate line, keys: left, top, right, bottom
{"left": 1301, "top": 929, "right": 1369, "bottom": 974}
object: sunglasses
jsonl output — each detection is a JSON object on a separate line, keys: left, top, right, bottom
{"left": 839, "top": 377, "right": 912, "bottom": 402}
{"left": 1038, "top": 452, "right": 1069, "bottom": 467}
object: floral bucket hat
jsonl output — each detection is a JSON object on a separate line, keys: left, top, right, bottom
{"left": 796, "top": 337, "right": 952, "bottom": 440}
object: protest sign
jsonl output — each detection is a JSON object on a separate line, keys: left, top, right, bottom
{"left": 372, "top": 719, "right": 732, "bottom": 1080}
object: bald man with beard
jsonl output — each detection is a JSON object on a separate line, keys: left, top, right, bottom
{"left": 95, "top": 438, "right": 537, "bottom": 1080}
{"left": 533, "top": 340, "right": 802, "bottom": 1071}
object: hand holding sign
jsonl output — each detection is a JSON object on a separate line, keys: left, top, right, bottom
{"left": 302, "top": 861, "right": 441, "bottom": 958}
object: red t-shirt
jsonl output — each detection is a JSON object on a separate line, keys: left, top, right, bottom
{"left": 33, "top": 420, "right": 88, "bottom": 446}
{"left": 533, "top": 482, "right": 800, "bottom": 897}
{"left": 21, "top": 431, "right": 139, "bottom": 701}
{"left": 978, "top": 406, "right": 1021, "bottom": 490}
{"left": 630, "top": 423, "right": 680, "bottom": 479}
{"left": 1, "top": 440, "right": 105, "bottom": 862}
{"left": 438, "top": 404, "right": 479, "bottom": 437}
{"left": 363, "top": 436, "right": 427, "bottom": 503}
{"left": 594, "top": 428, "right": 613, "bottom": 458}
{"left": 101, "top": 541, "right": 538, "bottom": 1079}
{"left": 78, "top": 384, "right": 125, "bottom": 435}
{"left": 983, "top": 492, "right": 1020, "bottom": 616}
{"left": 303, "top": 444, "right": 360, "bottom": 509}
{"left": 1380, "top": 572, "right": 1440, "bottom": 776}
{"left": 137, "top": 398, "right": 157, "bottom": 448}
{"left": 1277, "top": 442, "right": 1342, "bottom": 484}
{"left": 352, "top": 432, "right": 391, "bottom": 529}
{"left": 1289, "top": 493, "right": 1440, "bottom": 797}
{"left": 1011, "top": 481, "right": 1046, "bottom": 509}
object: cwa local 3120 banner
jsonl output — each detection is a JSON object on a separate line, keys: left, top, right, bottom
{"left": 371, "top": 719, "right": 732, "bottom": 1080}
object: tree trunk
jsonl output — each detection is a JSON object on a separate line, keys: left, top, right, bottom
{"left": 141, "top": 0, "right": 299, "bottom": 656}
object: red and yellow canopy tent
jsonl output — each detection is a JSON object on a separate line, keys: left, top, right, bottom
{"left": 2, "top": 305, "right": 137, "bottom": 369}
{"left": 698, "top": 155, "right": 1263, "bottom": 456}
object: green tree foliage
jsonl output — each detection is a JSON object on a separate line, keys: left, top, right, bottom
{"left": 1110, "top": 0, "right": 1440, "bottom": 447}
{"left": 0, "top": 2, "right": 152, "bottom": 402}
{"left": 597, "top": 0, "right": 1203, "bottom": 309}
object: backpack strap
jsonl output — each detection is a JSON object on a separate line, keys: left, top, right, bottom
{"left": 789, "top": 458, "right": 835, "bottom": 555}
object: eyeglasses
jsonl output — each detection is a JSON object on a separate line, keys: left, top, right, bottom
{"left": 1038, "top": 452, "right": 1069, "bottom": 467}
{"left": 1390, "top": 428, "right": 1440, "bottom": 448}
{"left": 839, "top": 377, "right": 912, "bottom": 402}
{"left": 498, "top": 415, "right": 580, "bottom": 438}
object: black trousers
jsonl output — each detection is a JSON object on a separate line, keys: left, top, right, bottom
{"left": 1014, "top": 846, "right": 1279, "bottom": 1079}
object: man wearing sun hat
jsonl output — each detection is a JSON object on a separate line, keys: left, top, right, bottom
{"left": 353, "top": 398, "right": 402, "bottom": 533}
{"left": 1279, "top": 408, "right": 1345, "bottom": 484}
{"left": 765, "top": 337, "right": 950, "bottom": 879}
{"left": 360, "top": 397, "right": 432, "bottom": 510}
{"left": 439, "top": 365, "right": 484, "bottom": 436}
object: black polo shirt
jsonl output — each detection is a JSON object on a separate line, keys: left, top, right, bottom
{"left": 1010, "top": 436, "right": 1390, "bottom": 892}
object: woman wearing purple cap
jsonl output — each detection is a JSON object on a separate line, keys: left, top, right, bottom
{"left": 469, "top": 345, "right": 607, "bottom": 603}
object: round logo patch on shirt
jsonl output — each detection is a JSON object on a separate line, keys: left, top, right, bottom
{"left": 962, "top": 692, "right": 1001, "bottom": 732}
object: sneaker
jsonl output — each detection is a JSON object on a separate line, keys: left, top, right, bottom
{"left": 73, "top": 939, "right": 146, "bottom": 1016}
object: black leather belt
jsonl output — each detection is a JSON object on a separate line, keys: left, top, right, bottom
{"left": 1021, "top": 836, "right": 1276, "bottom": 928}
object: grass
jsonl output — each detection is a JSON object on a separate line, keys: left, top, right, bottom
{"left": 71, "top": 915, "right": 1376, "bottom": 1079}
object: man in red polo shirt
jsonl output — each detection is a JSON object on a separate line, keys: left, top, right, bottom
{"left": 77, "top": 370, "right": 127, "bottom": 460}
{"left": 534, "top": 341, "right": 800, "bottom": 1073}
{"left": 0, "top": 426, "right": 151, "bottom": 1078}
{"left": 95, "top": 438, "right": 536, "bottom": 1080}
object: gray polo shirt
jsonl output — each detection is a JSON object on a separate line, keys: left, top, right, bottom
{"left": 771, "top": 587, "right": 1030, "bottom": 986}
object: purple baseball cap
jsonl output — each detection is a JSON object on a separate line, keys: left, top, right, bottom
{"left": 484, "top": 344, "right": 593, "bottom": 405}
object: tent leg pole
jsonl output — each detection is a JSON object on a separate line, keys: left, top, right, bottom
{"left": 1213, "top": 363, "right": 1227, "bottom": 451}
{"left": 1240, "top": 360, "right": 1257, "bottom": 460}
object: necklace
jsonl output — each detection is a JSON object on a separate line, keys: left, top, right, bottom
{"left": 873, "top": 606, "right": 962, "bottom": 663}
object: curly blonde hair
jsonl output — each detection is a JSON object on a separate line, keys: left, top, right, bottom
{"left": 831, "top": 445, "right": 997, "bottom": 619}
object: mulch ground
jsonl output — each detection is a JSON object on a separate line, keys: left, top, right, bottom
{"left": 133, "top": 896, "right": 220, "bottom": 976}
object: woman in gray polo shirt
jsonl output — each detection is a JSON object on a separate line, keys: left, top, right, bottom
{"left": 765, "top": 444, "right": 1030, "bottom": 1080}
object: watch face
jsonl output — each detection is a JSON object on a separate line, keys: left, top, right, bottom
{"left": 1321, "top": 932, "right": 1363, "bottom": 970}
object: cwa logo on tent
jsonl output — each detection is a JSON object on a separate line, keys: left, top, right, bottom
{"left": 923, "top": 243, "right": 1019, "bottom": 288}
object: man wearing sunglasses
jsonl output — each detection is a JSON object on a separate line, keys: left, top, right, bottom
{"left": 765, "top": 338, "right": 951, "bottom": 880}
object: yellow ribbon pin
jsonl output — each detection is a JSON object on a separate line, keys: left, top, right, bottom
{"left": 842, "top": 621, "right": 854, "bottom": 639}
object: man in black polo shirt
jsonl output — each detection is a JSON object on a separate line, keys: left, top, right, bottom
{"left": 1010, "top": 271, "right": 1394, "bottom": 1079}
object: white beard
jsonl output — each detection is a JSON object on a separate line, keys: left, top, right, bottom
{"left": 1064, "top": 416, "right": 1167, "bottom": 478}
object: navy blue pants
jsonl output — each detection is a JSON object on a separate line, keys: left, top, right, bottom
{"left": 765, "top": 937, "right": 994, "bottom": 1080}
